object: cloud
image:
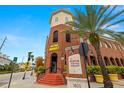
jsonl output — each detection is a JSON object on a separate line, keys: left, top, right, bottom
{"left": 108, "top": 24, "right": 124, "bottom": 31}
{"left": 6, "top": 34, "right": 28, "bottom": 46}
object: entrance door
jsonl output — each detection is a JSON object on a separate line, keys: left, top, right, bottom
{"left": 50, "top": 53, "right": 57, "bottom": 73}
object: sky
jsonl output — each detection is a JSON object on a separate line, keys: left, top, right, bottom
{"left": 0, "top": 5, "right": 124, "bottom": 63}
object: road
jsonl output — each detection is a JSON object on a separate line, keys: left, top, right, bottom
{"left": 0, "top": 71, "right": 124, "bottom": 88}
{"left": 0, "top": 71, "right": 32, "bottom": 87}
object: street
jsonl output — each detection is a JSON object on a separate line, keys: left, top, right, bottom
{"left": 0, "top": 71, "right": 124, "bottom": 88}
{"left": 0, "top": 71, "right": 31, "bottom": 87}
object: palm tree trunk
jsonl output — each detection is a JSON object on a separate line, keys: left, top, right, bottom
{"left": 93, "top": 42, "right": 113, "bottom": 88}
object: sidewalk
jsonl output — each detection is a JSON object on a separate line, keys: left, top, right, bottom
{"left": 1, "top": 75, "right": 124, "bottom": 88}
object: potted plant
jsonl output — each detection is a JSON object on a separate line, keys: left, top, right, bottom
{"left": 116, "top": 66, "right": 123, "bottom": 79}
{"left": 87, "top": 66, "right": 96, "bottom": 82}
{"left": 93, "top": 66, "right": 103, "bottom": 83}
{"left": 120, "top": 67, "right": 124, "bottom": 79}
{"left": 106, "top": 66, "right": 118, "bottom": 81}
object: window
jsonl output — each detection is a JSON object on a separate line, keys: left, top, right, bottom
{"left": 66, "top": 33, "right": 71, "bottom": 42}
{"left": 53, "top": 30, "right": 58, "bottom": 42}
{"left": 55, "top": 17, "right": 58, "bottom": 23}
{"left": 65, "top": 17, "right": 69, "bottom": 22}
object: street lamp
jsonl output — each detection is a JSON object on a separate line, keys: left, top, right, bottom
{"left": 79, "top": 37, "right": 91, "bottom": 88}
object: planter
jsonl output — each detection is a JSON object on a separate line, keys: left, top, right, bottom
{"left": 109, "top": 74, "right": 118, "bottom": 81}
{"left": 89, "top": 74, "right": 96, "bottom": 82}
{"left": 94, "top": 75, "right": 103, "bottom": 83}
{"left": 121, "top": 74, "right": 124, "bottom": 79}
{"left": 118, "top": 74, "right": 123, "bottom": 79}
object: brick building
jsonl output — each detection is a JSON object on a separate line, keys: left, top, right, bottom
{"left": 37, "top": 9, "right": 124, "bottom": 85}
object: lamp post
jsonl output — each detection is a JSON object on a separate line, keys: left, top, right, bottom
{"left": 8, "top": 57, "right": 18, "bottom": 88}
{"left": 79, "top": 37, "right": 91, "bottom": 88}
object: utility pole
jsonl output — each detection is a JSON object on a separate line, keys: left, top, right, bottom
{"left": 8, "top": 57, "right": 18, "bottom": 88}
{"left": 0, "top": 36, "right": 7, "bottom": 51}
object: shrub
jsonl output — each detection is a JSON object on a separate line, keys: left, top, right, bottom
{"left": 4, "top": 64, "right": 12, "bottom": 71}
{"left": 34, "top": 67, "right": 38, "bottom": 73}
{"left": 120, "top": 67, "right": 124, "bottom": 74}
{"left": 37, "top": 66, "right": 45, "bottom": 74}
{"left": 87, "top": 66, "right": 94, "bottom": 74}
{"left": 116, "top": 66, "right": 122, "bottom": 74}
{"left": 106, "top": 66, "right": 119, "bottom": 74}
{"left": 0, "top": 65, "right": 5, "bottom": 71}
{"left": 93, "top": 66, "right": 102, "bottom": 75}
{"left": 87, "top": 66, "right": 102, "bottom": 75}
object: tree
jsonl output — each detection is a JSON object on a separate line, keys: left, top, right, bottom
{"left": 65, "top": 5, "right": 124, "bottom": 88}
{"left": 35, "top": 56, "right": 44, "bottom": 68}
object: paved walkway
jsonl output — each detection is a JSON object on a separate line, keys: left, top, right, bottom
{"left": 1, "top": 75, "right": 124, "bottom": 88}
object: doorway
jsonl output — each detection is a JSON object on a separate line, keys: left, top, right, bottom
{"left": 90, "top": 56, "right": 97, "bottom": 66}
{"left": 50, "top": 53, "right": 57, "bottom": 73}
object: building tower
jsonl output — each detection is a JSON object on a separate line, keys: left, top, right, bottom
{"left": 37, "top": 9, "right": 74, "bottom": 85}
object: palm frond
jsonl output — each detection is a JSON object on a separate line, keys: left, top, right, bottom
{"left": 98, "top": 29, "right": 124, "bottom": 46}
{"left": 98, "top": 9, "right": 124, "bottom": 29}
{"left": 106, "top": 19, "right": 124, "bottom": 28}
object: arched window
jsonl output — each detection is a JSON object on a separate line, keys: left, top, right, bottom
{"left": 110, "top": 57, "right": 116, "bottom": 65}
{"left": 104, "top": 57, "right": 110, "bottom": 66}
{"left": 120, "top": 58, "right": 124, "bottom": 66}
{"left": 66, "top": 33, "right": 71, "bottom": 42}
{"left": 55, "top": 17, "right": 58, "bottom": 23}
{"left": 53, "top": 30, "right": 58, "bottom": 42}
{"left": 65, "top": 17, "right": 69, "bottom": 22}
{"left": 115, "top": 58, "right": 121, "bottom": 66}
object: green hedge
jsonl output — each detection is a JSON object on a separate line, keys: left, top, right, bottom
{"left": 88, "top": 66, "right": 124, "bottom": 75}
{"left": 88, "top": 66, "right": 102, "bottom": 75}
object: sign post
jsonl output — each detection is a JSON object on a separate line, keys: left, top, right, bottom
{"left": 8, "top": 57, "right": 18, "bottom": 88}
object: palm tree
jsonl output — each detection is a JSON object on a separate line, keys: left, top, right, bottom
{"left": 65, "top": 5, "right": 124, "bottom": 88}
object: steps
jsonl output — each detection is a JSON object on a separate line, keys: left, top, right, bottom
{"left": 37, "top": 73, "right": 65, "bottom": 86}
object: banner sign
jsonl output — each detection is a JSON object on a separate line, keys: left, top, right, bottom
{"left": 68, "top": 54, "right": 82, "bottom": 74}
{"left": 49, "top": 43, "right": 59, "bottom": 51}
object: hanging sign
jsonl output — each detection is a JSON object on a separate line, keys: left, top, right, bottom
{"left": 68, "top": 54, "right": 82, "bottom": 74}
